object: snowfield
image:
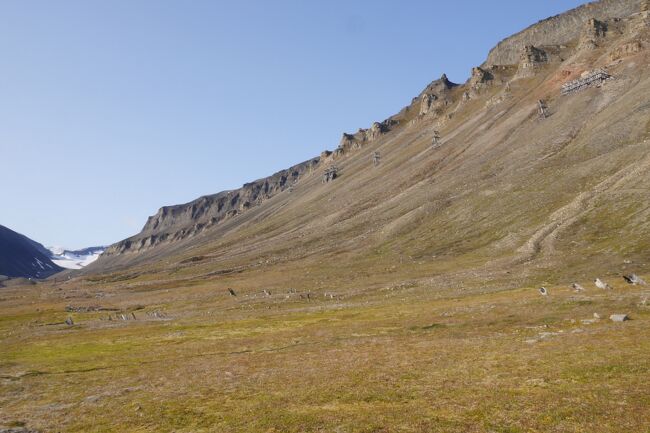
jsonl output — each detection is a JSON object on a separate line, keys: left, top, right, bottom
{"left": 47, "top": 246, "right": 105, "bottom": 270}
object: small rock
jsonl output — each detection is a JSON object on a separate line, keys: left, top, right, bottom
{"left": 623, "top": 273, "right": 646, "bottom": 285}
{"left": 539, "top": 287, "right": 548, "bottom": 296}
{"left": 571, "top": 282, "right": 585, "bottom": 292}
{"left": 594, "top": 278, "right": 612, "bottom": 290}
{"left": 64, "top": 317, "right": 74, "bottom": 326}
{"left": 609, "top": 314, "right": 629, "bottom": 322}
{"left": 539, "top": 331, "right": 559, "bottom": 339}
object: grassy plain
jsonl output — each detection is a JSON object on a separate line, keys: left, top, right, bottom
{"left": 1, "top": 268, "right": 649, "bottom": 432}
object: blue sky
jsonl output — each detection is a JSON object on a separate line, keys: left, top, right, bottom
{"left": 0, "top": 0, "right": 585, "bottom": 249}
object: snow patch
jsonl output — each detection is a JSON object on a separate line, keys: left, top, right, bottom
{"left": 47, "top": 246, "right": 105, "bottom": 270}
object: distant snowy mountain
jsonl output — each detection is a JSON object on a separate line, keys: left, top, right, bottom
{"left": 47, "top": 246, "right": 105, "bottom": 270}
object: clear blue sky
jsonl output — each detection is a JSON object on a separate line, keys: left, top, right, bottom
{"left": 0, "top": 0, "right": 585, "bottom": 249}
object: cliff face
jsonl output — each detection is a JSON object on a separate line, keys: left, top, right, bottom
{"left": 485, "top": 0, "right": 641, "bottom": 66}
{"left": 104, "top": 158, "right": 319, "bottom": 256}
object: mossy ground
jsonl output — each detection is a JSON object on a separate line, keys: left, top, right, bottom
{"left": 1, "top": 273, "right": 649, "bottom": 432}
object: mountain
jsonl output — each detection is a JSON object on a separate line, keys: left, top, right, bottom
{"left": 87, "top": 0, "right": 650, "bottom": 286}
{"left": 5, "top": 2, "right": 650, "bottom": 432}
{"left": 47, "top": 246, "right": 106, "bottom": 270}
{"left": 0, "top": 225, "right": 62, "bottom": 279}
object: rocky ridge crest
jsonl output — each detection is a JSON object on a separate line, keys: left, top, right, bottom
{"left": 101, "top": 0, "right": 649, "bottom": 258}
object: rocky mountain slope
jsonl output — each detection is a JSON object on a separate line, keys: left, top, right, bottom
{"left": 486, "top": 0, "right": 642, "bottom": 65}
{"left": 0, "top": 225, "right": 62, "bottom": 279}
{"left": 89, "top": 0, "right": 650, "bottom": 290}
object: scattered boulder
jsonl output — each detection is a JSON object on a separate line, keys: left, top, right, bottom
{"left": 594, "top": 278, "right": 612, "bottom": 290}
{"left": 571, "top": 283, "right": 585, "bottom": 292}
{"left": 146, "top": 311, "right": 167, "bottom": 319}
{"left": 623, "top": 273, "right": 646, "bottom": 285}
{"left": 609, "top": 314, "right": 629, "bottom": 322}
{"left": 228, "top": 288, "right": 237, "bottom": 297}
{"left": 539, "top": 287, "right": 548, "bottom": 296}
{"left": 64, "top": 317, "right": 74, "bottom": 326}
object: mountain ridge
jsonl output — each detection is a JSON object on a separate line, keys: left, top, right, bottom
{"left": 485, "top": 0, "right": 642, "bottom": 65}
{"left": 90, "top": 0, "right": 650, "bottom": 281}
{"left": 4, "top": 2, "right": 650, "bottom": 430}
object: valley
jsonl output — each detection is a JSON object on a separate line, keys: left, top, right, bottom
{"left": 1, "top": 1, "right": 650, "bottom": 431}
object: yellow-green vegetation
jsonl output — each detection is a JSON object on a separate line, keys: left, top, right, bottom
{"left": 1, "top": 277, "right": 649, "bottom": 432}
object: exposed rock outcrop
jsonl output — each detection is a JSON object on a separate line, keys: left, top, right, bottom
{"left": 97, "top": 0, "right": 648, "bottom": 265}
{"left": 486, "top": 0, "right": 641, "bottom": 66}
{"left": 103, "top": 158, "right": 320, "bottom": 255}
{"left": 418, "top": 74, "right": 457, "bottom": 116}
{"left": 579, "top": 18, "right": 609, "bottom": 49}
{"left": 516, "top": 45, "right": 549, "bottom": 77}
{"left": 367, "top": 121, "right": 388, "bottom": 141}
{"left": 468, "top": 67, "right": 494, "bottom": 90}
{"left": 419, "top": 93, "right": 438, "bottom": 115}
{"left": 339, "top": 133, "right": 359, "bottom": 151}
{"left": 609, "top": 41, "right": 643, "bottom": 59}
{"left": 336, "top": 118, "right": 398, "bottom": 155}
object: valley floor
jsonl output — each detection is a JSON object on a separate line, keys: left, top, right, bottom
{"left": 1, "top": 273, "right": 649, "bottom": 432}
